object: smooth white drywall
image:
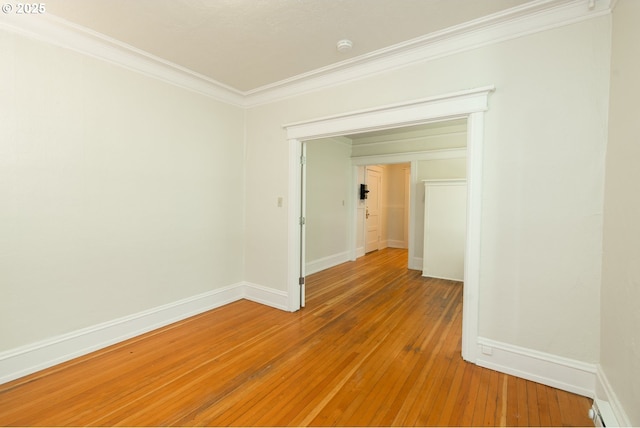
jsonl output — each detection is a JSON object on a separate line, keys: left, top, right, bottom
{"left": 351, "top": 128, "right": 466, "bottom": 157}
{"left": 414, "top": 158, "right": 467, "bottom": 259}
{"left": 0, "top": 30, "right": 246, "bottom": 351}
{"left": 385, "top": 163, "right": 409, "bottom": 248}
{"left": 244, "top": 17, "right": 610, "bottom": 363}
{"left": 600, "top": 0, "right": 640, "bottom": 425}
{"left": 304, "top": 138, "right": 351, "bottom": 263}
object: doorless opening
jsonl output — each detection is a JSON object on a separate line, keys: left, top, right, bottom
{"left": 283, "top": 86, "right": 494, "bottom": 363}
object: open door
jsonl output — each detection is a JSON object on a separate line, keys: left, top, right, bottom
{"left": 298, "top": 142, "right": 307, "bottom": 308}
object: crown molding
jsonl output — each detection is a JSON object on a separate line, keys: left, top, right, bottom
{"left": 0, "top": 0, "right": 611, "bottom": 109}
{"left": 0, "top": 13, "right": 246, "bottom": 107}
{"left": 244, "top": 0, "right": 612, "bottom": 106}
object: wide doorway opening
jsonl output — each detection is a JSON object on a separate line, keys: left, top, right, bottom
{"left": 303, "top": 119, "right": 468, "bottom": 280}
{"left": 284, "top": 86, "right": 493, "bottom": 363}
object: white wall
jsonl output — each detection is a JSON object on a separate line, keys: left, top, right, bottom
{"left": 384, "top": 163, "right": 409, "bottom": 249}
{"left": 304, "top": 138, "right": 351, "bottom": 271}
{"left": 600, "top": 0, "right": 640, "bottom": 425}
{"left": 414, "top": 158, "right": 467, "bottom": 259}
{"left": 0, "top": 30, "right": 246, "bottom": 352}
{"left": 351, "top": 122, "right": 466, "bottom": 157}
{"left": 244, "top": 16, "right": 610, "bottom": 363}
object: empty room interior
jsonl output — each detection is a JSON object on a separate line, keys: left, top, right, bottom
{"left": 0, "top": 0, "right": 638, "bottom": 426}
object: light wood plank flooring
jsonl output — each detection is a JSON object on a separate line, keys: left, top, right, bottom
{"left": 0, "top": 248, "right": 593, "bottom": 426}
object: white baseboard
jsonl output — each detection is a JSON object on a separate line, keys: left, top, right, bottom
{"left": 243, "top": 282, "right": 289, "bottom": 311}
{"left": 356, "top": 246, "right": 365, "bottom": 258}
{"left": 0, "top": 282, "right": 288, "bottom": 385}
{"left": 594, "top": 364, "right": 632, "bottom": 427}
{"left": 387, "top": 240, "right": 407, "bottom": 249}
{"left": 305, "top": 251, "right": 350, "bottom": 275}
{"left": 409, "top": 257, "right": 423, "bottom": 271}
{"left": 476, "top": 337, "right": 596, "bottom": 398}
{"left": 422, "top": 273, "right": 464, "bottom": 282}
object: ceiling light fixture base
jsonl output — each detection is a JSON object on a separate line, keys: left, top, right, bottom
{"left": 336, "top": 39, "right": 353, "bottom": 53}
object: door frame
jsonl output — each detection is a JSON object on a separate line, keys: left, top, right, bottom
{"left": 283, "top": 86, "right": 494, "bottom": 363}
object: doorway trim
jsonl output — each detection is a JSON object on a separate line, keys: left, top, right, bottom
{"left": 283, "top": 86, "right": 494, "bottom": 363}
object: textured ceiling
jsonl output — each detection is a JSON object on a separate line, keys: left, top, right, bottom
{"left": 44, "top": 0, "right": 533, "bottom": 92}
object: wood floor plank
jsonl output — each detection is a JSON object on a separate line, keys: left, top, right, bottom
{"left": 537, "top": 382, "right": 552, "bottom": 426}
{"left": 459, "top": 363, "right": 483, "bottom": 426}
{"left": 517, "top": 377, "right": 530, "bottom": 426}
{"left": 498, "top": 374, "right": 509, "bottom": 426}
{"left": 471, "top": 368, "right": 491, "bottom": 426}
{"left": 482, "top": 369, "right": 500, "bottom": 426}
{"left": 527, "top": 379, "right": 541, "bottom": 426}
{"left": 506, "top": 375, "right": 520, "bottom": 426}
{"left": 0, "top": 248, "right": 594, "bottom": 426}
{"left": 547, "top": 387, "right": 565, "bottom": 426}
{"left": 445, "top": 362, "right": 475, "bottom": 426}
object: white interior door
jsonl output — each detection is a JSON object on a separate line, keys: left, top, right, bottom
{"left": 365, "top": 167, "right": 381, "bottom": 253}
{"left": 299, "top": 142, "right": 307, "bottom": 307}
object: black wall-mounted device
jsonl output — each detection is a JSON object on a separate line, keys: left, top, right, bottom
{"left": 360, "top": 183, "right": 369, "bottom": 200}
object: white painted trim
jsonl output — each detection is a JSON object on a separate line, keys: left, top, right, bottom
{"left": 0, "top": 1, "right": 610, "bottom": 107}
{"left": 245, "top": 0, "right": 612, "bottom": 106}
{"left": 0, "top": 14, "right": 245, "bottom": 106}
{"left": 410, "top": 257, "right": 423, "bottom": 271}
{"left": 408, "top": 161, "right": 420, "bottom": 271}
{"left": 243, "top": 282, "right": 289, "bottom": 312}
{"left": 284, "top": 87, "right": 493, "bottom": 365}
{"left": 595, "top": 365, "right": 632, "bottom": 427}
{"left": 0, "top": 282, "right": 289, "bottom": 385}
{"left": 387, "top": 240, "right": 406, "bottom": 249}
{"left": 283, "top": 88, "right": 491, "bottom": 140}
{"left": 476, "top": 337, "right": 597, "bottom": 398}
{"left": 287, "top": 138, "right": 304, "bottom": 311}
{"left": 460, "top": 112, "right": 484, "bottom": 363}
{"left": 0, "top": 284, "right": 244, "bottom": 385}
{"left": 422, "top": 274, "right": 465, "bottom": 282}
{"left": 422, "top": 178, "right": 467, "bottom": 184}
{"left": 305, "top": 251, "right": 351, "bottom": 275}
{"left": 351, "top": 148, "right": 466, "bottom": 165}
{"left": 592, "top": 399, "right": 620, "bottom": 427}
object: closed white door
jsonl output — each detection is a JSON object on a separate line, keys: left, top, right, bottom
{"left": 365, "top": 168, "right": 381, "bottom": 253}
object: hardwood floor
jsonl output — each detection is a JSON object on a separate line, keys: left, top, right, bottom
{"left": 0, "top": 248, "right": 593, "bottom": 426}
